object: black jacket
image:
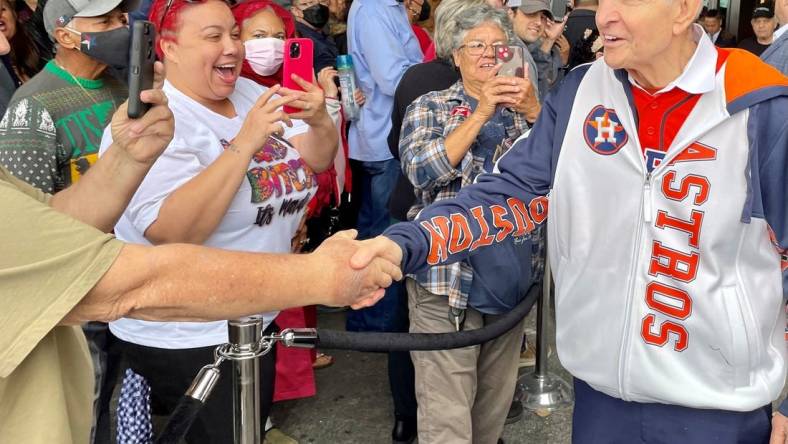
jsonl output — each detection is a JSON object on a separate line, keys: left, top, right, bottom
{"left": 296, "top": 22, "right": 339, "bottom": 73}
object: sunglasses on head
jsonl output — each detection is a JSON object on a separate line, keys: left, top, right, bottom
{"left": 158, "top": 0, "right": 235, "bottom": 31}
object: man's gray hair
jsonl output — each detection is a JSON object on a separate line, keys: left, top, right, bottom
{"left": 434, "top": 1, "right": 514, "bottom": 60}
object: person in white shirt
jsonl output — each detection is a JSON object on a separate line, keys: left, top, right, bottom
{"left": 98, "top": 0, "right": 337, "bottom": 441}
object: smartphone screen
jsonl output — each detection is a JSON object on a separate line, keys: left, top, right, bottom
{"left": 127, "top": 20, "right": 156, "bottom": 119}
{"left": 494, "top": 44, "right": 525, "bottom": 78}
{"left": 282, "top": 38, "right": 314, "bottom": 114}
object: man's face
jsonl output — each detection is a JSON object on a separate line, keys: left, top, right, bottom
{"left": 69, "top": 9, "right": 128, "bottom": 35}
{"left": 511, "top": 9, "right": 545, "bottom": 43}
{"left": 596, "top": 0, "right": 685, "bottom": 72}
{"left": 751, "top": 17, "right": 776, "bottom": 40}
{"left": 701, "top": 16, "right": 722, "bottom": 35}
{"left": 777, "top": 0, "right": 788, "bottom": 25}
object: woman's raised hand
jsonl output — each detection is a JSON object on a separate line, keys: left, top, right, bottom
{"left": 234, "top": 85, "right": 298, "bottom": 155}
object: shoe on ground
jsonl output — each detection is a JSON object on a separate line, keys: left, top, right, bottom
{"left": 312, "top": 352, "right": 334, "bottom": 370}
{"left": 505, "top": 398, "right": 524, "bottom": 425}
{"left": 518, "top": 337, "right": 552, "bottom": 368}
{"left": 263, "top": 427, "right": 298, "bottom": 444}
{"left": 392, "top": 415, "right": 417, "bottom": 444}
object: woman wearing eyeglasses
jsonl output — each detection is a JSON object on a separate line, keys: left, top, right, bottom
{"left": 98, "top": 0, "right": 337, "bottom": 441}
{"left": 397, "top": 4, "right": 541, "bottom": 444}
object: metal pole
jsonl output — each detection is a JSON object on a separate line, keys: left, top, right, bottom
{"left": 519, "top": 238, "right": 573, "bottom": 416}
{"left": 227, "top": 317, "right": 264, "bottom": 444}
{"left": 534, "top": 257, "right": 551, "bottom": 377}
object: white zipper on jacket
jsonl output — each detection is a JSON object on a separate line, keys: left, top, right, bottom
{"left": 643, "top": 172, "right": 653, "bottom": 223}
{"left": 617, "top": 171, "right": 647, "bottom": 401}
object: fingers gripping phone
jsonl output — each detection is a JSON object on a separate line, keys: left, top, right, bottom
{"left": 494, "top": 44, "right": 525, "bottom": 78}
{"left": 127, "top": 20, "right": 156, "bottom": 119}
{"left": 282, "top": 38, "right": 315, "bottom": 115}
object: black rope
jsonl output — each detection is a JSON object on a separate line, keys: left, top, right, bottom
{"left": 316, "top": 283, "right": 538, "bottom": 352}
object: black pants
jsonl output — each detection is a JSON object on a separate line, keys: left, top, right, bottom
{"left": 388, "top": 280, "right": 418, "bottom": 420}
{"left": 114, "top": 323, "right": 277, "bottom": 444}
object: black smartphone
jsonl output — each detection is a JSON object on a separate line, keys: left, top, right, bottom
{"left": 127, "top": 20, "right": 156, "bottom": 119}
{"left": 550, "top": 0, "right": 567, "bottom": 22}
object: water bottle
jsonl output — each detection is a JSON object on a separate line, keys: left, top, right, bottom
{"left": 336, "top": 55, "right": 360, "bottom": 121}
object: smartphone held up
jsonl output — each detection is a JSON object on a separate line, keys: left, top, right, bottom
{"left": 127, "top": 20, "right": 156, "bottom": 119}
{"left": 282, "top": 38, "right": 315, "bottom": 115}
{"left": 494, "top": 44, "right": 525, "bottom": 78}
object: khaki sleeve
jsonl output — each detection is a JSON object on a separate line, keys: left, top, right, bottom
{"left": 0, "top": 165, "right": 51, "bottom": 204}
{"left": 0, "top": 174, "right": 123, "bottom": 377}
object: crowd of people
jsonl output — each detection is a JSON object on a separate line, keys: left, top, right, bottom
{"left": 1, "top": 0, "right": 787, "bottom": 443}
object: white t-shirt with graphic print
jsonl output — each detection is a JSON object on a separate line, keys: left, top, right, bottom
{"left": 100, "top": 78, "right": 315, "bottom": 349}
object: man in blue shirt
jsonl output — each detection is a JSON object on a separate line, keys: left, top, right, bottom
{"left": 346, "top": 2, "right": 423, "bottom": 442}
{"left": 347, "top": 0, "right": 424, "bottom": 241}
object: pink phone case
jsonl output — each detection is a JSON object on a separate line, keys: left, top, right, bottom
{"left": 494, "top": 44, "right": 525, "bottom": 78}
{"left": 282, "top": 38, "right": 314, "bottom": 114}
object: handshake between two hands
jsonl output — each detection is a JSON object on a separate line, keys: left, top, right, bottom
{"left": 311, "top": 229, "right": 405, "bottom": 311}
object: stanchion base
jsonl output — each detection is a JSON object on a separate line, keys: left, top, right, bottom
{"left": 518, "top": 372, "right": 573, "bottom": 416}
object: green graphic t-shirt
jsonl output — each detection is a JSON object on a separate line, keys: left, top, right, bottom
{"left": 0, "top": 60, "right": 126, "bottom": 193}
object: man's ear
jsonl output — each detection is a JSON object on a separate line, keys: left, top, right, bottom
{"left": 53, "top": 27, "right": 79, "bottom": 50}
{"left": 673, "top": 0, "right": 703, "bottom": 35}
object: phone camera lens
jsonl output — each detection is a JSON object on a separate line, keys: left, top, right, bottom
{"left": 290, "top": 42, "right": 300, "bottom": 58}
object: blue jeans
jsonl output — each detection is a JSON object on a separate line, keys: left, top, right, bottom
{"left": 572, "top": 379, "right": 772, "bottom": 444}
{"left": 350, "top": 158, "right": 400, "bottom": 240}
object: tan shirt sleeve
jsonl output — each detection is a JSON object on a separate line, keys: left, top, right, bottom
{"left": 0, "top": 166, "right": 123, "bottom": 377}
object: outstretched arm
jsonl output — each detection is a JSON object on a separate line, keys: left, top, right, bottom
{"left": 64, "top": 230, "right": 401, "bottom": 325}
{"left": 353, "top": 88, "right": 563, "bottom": 274}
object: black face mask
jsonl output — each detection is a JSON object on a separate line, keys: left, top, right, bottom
{"left": 418, "top": 0, "right": 431, "bottom": 22}
{"left": 73, "top": 26, "right": 131, "bottom": 81}
{"left": 302, "top": 4, "right": 330, "bottom": 29}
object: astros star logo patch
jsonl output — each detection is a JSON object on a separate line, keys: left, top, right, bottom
{"left": 583, "top": 105, "right": 628, "bottom": 155}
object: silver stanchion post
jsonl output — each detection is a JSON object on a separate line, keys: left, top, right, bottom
{"left": 227, "top": 316, "right": 265, "bottom": 444}
{"left": 519, "top": 242, "right": 573, "bottom": 416}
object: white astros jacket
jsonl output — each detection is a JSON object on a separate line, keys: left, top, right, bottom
{"left": 387, "top": 34, "right": 788, "bottom": 413}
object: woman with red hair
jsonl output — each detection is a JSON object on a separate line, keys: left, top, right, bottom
{"left": 101, "top": 0, "right": 337, "bottom": 442}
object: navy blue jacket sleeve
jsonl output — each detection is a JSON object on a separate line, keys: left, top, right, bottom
{"left": 383, "top": 69, "right": 576, "bottom": 274}
{"left": 746, "top": 96, "right": 788, "bottom": 415}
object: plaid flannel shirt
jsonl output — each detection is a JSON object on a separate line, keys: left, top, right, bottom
{"left": 399, "top": 80, "right": 536, "bottom": 310}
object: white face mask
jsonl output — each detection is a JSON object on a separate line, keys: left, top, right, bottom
{"left": 244, "top": 37, "right": 284, "bottom": 76}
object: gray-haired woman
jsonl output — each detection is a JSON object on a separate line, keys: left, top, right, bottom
{"left": 397, "top": 4, "right": 542, "bottom": 444}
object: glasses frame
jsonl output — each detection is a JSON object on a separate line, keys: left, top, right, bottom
{"left": 457, "top": 40, "right": 507, "bottom": 58}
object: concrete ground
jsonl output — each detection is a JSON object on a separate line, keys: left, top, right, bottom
{"left": 270, "top": 307, "right": 574, "bottom": 444}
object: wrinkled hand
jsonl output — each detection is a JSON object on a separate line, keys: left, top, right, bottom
{"left": 281, "top": 73, "right": 329, "bottom": 125}
{"left": 556, "top": 34, "right": 571, "bottom": 66}
{"left": 349, "top": 234, "right": 404, "bottom": 271}
{"left": 110, "top": 62, "right": 174, "bottom": 165}
{"left": 318, "top": 67, "right": 339, "bottom": 98}
{"left": 354, "top": 88, "right": 366, "bottom": 107}
{"left": 770, "top": 412, "right": 788, "bottom": 444}
{"left": 506, "top": 73, "right": 540, "bottom": 123}
{"left": 313, "top": 230, "right": 403, "bottom": 309}
{"left": 474, "top": 66, "right": 521, "bottom": 122}
{"left": 234, "top": 85, "right": 297, "bottom": 155}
